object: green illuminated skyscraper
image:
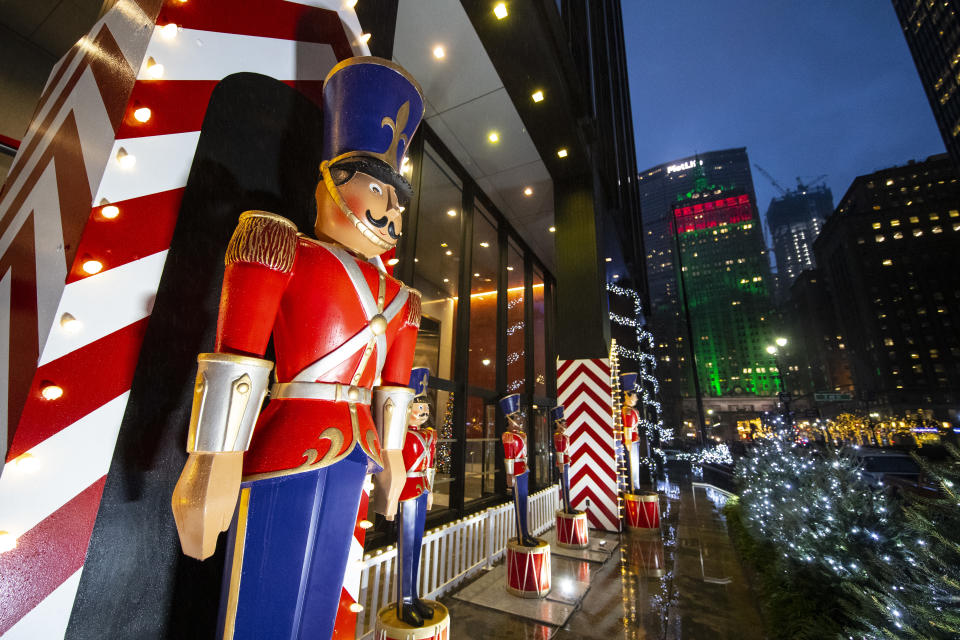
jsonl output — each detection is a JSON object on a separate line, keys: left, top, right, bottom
{"left": 672, "top": 164, "right": 777, "bottom": 397}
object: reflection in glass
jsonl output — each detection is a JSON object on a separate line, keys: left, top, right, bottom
{"left": 533, "top": 267, "right": 547, "bottom": 397}
{"left": 506, "top": 241, "right": 525, "bottom": 393}
{"left": 464, "top": 394, "right": 498, "bottom": 502}
{"left": 430, "top": 387, "right": 455, "bottom": 511}
{"left": 411, "top": 145, "right": 461, "bottom": 381}
{"left": 530, "top": 405, "right": 551, "bottom": 486}
{"left": 468, "top": 205, "right": 498, "bottom": 390}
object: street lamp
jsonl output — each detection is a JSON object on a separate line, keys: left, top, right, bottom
{"left": 766, "top": 339, "right": 793, "bottom": 429}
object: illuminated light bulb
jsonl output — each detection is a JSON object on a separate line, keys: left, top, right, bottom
{"left": 605, "top": 257, "right": 612, "bottom": 262}
{"left": 480, "top": 241, "right": 489, "bottom": 248}
{"left": 433, "top": 45, "right": 445, "bottom": 59}
{"left": 386, "top": 257, "right": 399, "bottom": 266}
{"left": 488, "top": 131, "right": 499, "bottom": 143}
{"left": 493, "top": 2, "right": 508, "bottom": 19}
{"left": 446, "top": 209, "right": 456, "bottom": 217}
{"left": 116, "top": 148, "right": 136, "bottom": 169}
{"left": 548, "top": 226, "right": 556, "bottom": 232}
{"left": 160, "top": 23, "right": 179, "bottom": 40}
{"left": 82, "top": 259, "right": 103, "bottom": 275}
{"left": 440, "top": 242, "right": 448, "bottom": 247}
{"left": 443, "top": 278, "right": 449, "bottom": 283}
{"left": 557, "top": 148, "right": 568, "bottom": 158}
{"left": 445, "top": 250, "right": 452, "bottom": 256}
{"left": 0, "top": 531, "right": 17, "bottom": 553}
{"left": 473, "top": 273, "right": 480, "bottom": 277}
{"left": 506, "top": 266, "right": 514, "bottom": 271}
{"left": 359, "top": 33, "right": 371, "bottom": 44}
{"left": 523, "top": 187, "right": 533, "bottom": 196}
{"left": 358, "top": 519, "right": 373, "bottom": 529}
{"left": 348, "top": 603, "right": 364, "bottom": 613}
{"left": 146, "top": 57, "right": 164, "bottom": 79}
{"left": 101, "top": 204, "right": 120, "bottom": 219}
{"left": 41, "top": 383, "right": 64, "bottom": 400}
{"left": 482, "top": 358, "right": 491, "bottom": 366}
{"left": 775, "top": 337, "right": 788, "bottom": 347}
{"left": 133, "top": 107, "right": 152, "bottom": 123}
{"left": 60, "top": 312, "right": 81, "bottom": 332}
{"left": 531, "top": 90, "right": 544, "bottom": 103}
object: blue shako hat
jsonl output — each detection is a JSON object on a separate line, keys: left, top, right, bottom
{"left": 499, "top": 394, "right": 520, "bottom": 418}
{"left": 322, "top": 57, "right": 425, "bottom": 177}
{"left": 408, "top": 367, "right": 430, "bottom": 399}
{"left": 620, "top": 372, "right": 638, "bottom": 393}
{"left": 549, "top": 406, "right": 565, "bottom": 423}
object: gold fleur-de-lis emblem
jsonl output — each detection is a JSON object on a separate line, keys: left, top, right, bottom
{"left": 378, "top": 101, "right": 410, "bottom": 169}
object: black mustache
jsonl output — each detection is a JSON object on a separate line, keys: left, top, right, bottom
{"left": 365, "top": 210, "right": 400, "bottom": 239}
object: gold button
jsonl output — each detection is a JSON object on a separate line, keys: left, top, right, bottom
{"left": 348, "top": 386, "right": 360, "bottom": 401}
{"left": 369, "top": 314, "right": 388, "bottom": 335}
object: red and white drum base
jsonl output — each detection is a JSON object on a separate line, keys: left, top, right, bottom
{"left": 375, "top": 601, "right": 449, "bottom": 640}
{"left": 624, "top": 492, "right": 660, "bottom": 534}
{"left": 555, "top": 510, "right": 589, "bottom": 549}
{"left": 505, "top": 538, "right": 551, "bottom": 598}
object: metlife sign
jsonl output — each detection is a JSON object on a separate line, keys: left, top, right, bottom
{"left": 666, "top": 159, "right": 703, "bottom": 174}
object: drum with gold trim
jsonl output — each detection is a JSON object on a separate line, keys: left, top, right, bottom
{"left": 555, "top": 510, "right": 589, "bottom": 549}
{"left": 505, "top": 538, "right": 551, "bottom": 598}
{"left": 624, "top": 492, "right": 660, "bottom": 534}
{"left": 374, "top": 601, "right": 450, "bottom": 640}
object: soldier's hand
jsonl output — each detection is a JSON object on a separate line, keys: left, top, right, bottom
{"left": 171, "top": 452, "right": 243, "bottom": 560}
{"left": 371, "top": 449, "right": 406, "bottom": 519}
{"left": 426, "top": 491, "right": 434, "bottom": 511}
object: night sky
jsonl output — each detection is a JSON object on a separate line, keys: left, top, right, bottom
{"left": 623, "top": 1, "right": 946, "bottom": 219}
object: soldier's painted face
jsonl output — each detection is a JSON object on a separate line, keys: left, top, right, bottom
{"left": 624, "top": 391, "right": 638, "bottom": 408}
{"left": 315, "top": 166, "right": 405, "bottom": 260}
{"left": 410, "top": 399, "right": 430, "bottom": 427}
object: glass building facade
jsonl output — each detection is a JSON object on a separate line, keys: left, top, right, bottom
{"left": 380, "top": 127, "right": 558, "bottom": 539}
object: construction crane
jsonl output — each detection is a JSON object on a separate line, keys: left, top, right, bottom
{"left": 795, "top": 174, "right": 827, "bottom": 192}
{"left": 753, "top": 163, "right": 787, "bottom": 196}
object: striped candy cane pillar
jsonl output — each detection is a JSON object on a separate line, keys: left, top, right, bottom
{"left": 557, "top": 358, "right": 621, "bottom": 532}
{"left": 0, "top": 1, "right": 371, "bottom": 637}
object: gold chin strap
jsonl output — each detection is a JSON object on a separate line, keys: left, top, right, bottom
{"left": 320, "top": 160, "right": 396, "bottom": 253}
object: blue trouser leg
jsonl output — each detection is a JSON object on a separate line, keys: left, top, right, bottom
{"left": 514, "top": 471, "right": 531, "bottom": 541}
{"left": 218, "top": 446, "right": 368, "bottom": 640}
{"left": 397, "top": 491, "right": 428, "bottom": 609}
{"left": 561, "top": 464, "right": 572, "bottom": 512}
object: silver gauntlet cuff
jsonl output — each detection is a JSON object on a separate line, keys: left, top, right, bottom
{"left": 186, "top": 353, "right": 273, "bottom": 453}
{"left": 371, "top": 385, "right": 414, "bottom": 451}
{"left": 425, "top": 468, "right": 436, "bottom": 491}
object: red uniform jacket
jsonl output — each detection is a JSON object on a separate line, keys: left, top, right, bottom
{"left": 502, "top": 429, "right": 528, "bottom": 476}
{"left": 215, "top": 213, "right": 421, "bottom": 478}
{"left": 622, "top": 407, "right": 639, "bottom": 445}
{"left": 400, "top": 425, "right": 436, "bottom": 501}
{"left": 553, "top": 429, "right": 570, "bottom": 468}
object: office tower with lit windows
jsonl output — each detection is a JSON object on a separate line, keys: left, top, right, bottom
{"left": 814, "top": 154, "right": 960, "bottom": 420}
{"left": 672, "top": 167, "right": 777, "bottom": 399}
{"left": 638, "top": 148, "right": 765, "bottom": 421}
{"left": 892, "top": 0, "right": 960, "bottom": 169}
{"left": 766, "top": 184, "right": 834, "bottom": 297}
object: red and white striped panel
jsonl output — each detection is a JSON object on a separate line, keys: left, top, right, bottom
{"left": 0, "top": 1, "right": 370, "bottom": 637}
{"left": 557, "top": 358, "right": 620, "bottom": 532}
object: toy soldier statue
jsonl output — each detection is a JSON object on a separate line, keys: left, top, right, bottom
{"left": 170, "top": 57, "right": 424, "bottom": 640}
{"left": 551, "top": 405, "right": 577, "bottom": 514}
{"left": 501, "top": 394, "right": 538, "bottom": 547}
{"left": 396, "top": 367, "right": 437, "bottom": 626}
{"left": 621, "top": 371, "right": 643, "bottom": 492}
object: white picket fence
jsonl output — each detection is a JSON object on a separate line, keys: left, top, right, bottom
{"left": 355, "top": 484, "right": 561, "bottom": 638}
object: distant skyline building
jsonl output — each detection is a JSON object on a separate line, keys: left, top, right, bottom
{"left": 813, "top": 153, "right": 960, "bottom": 420}
{"left": 765, "top": 184, "right": 834, "bottom": 298}
{"left": 892, "top": 0, "right": 960, "bottom": 168}
{"left": 637, "top": 148, "right": 768, "bottom": 424}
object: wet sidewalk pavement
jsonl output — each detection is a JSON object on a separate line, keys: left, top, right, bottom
{"left": 440, "top": 472, "right": 764, "bottom": 639}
